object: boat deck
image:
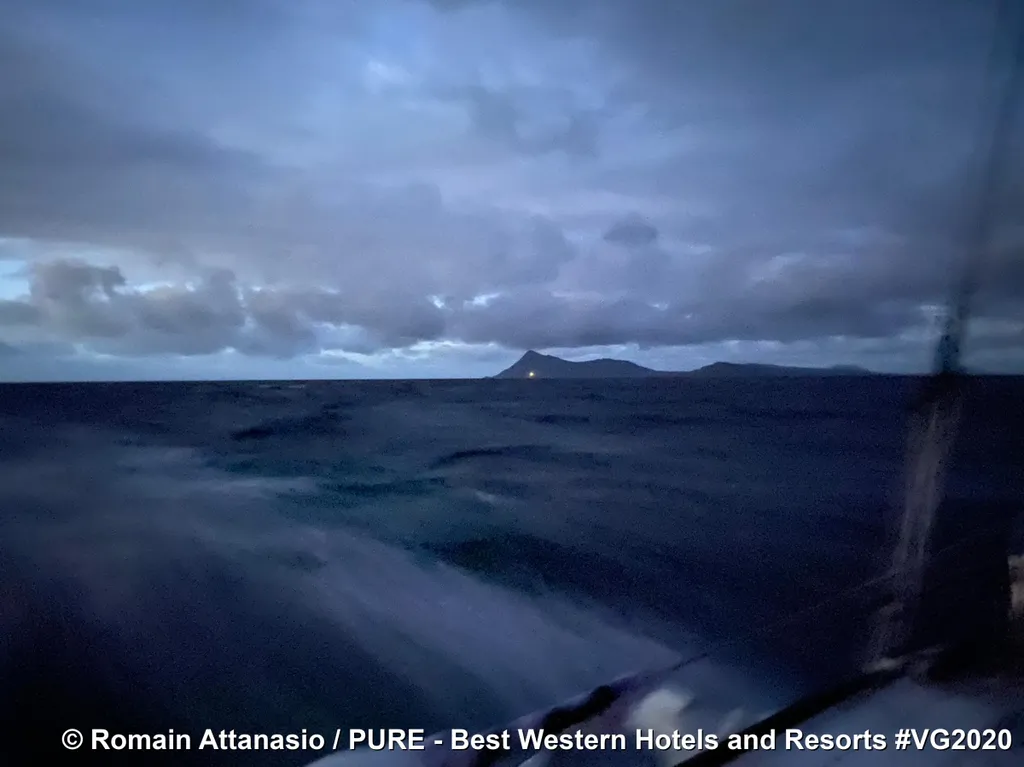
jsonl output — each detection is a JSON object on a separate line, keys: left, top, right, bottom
{"left": 722, "top": 674, "right": 1024, "bottom": 766}
{"left": 306, "top": 592, "right": 1024, "bottom": 767}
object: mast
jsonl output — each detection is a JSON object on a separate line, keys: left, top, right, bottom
{"left": 869, "top": 0, "right": 1023, "bottom": 670}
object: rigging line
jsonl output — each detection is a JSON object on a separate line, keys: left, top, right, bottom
{"left": 938, "top": 0, "right": 1023, "bottom": 374}
{"left": 645, "top": 1, "right": 1024, "bottom": 691}
{"left": 949, "top": 0, "right": 1024, "bottom": 355}
{"left": 667, "top": 7, "right": 1024, "bottom": 759}
{"left": 874, "top": 0, "right": 1024, "bottom": 665}
{"left": 668, "top": 0, "right": 1024, "bottom": 696}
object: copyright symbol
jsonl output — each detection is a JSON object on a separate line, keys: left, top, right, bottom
{"left": 62, "top": 729, "right": 83, "bottom": 750}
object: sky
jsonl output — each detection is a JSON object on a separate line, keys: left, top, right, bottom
{"left": 0, "top": 0, "right": 1022, "bottom": 381}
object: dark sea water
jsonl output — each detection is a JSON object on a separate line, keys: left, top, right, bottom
{"left": 0, "top": 376, "right": 1021, "bottom": 766}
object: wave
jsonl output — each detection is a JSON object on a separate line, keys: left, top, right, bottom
{"left": 231, "top": 407, "right": 348, "bottom": 442}
{"left": 0, "top": 430, "right": 694, "bottom": 763}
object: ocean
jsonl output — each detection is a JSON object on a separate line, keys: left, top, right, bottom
{"left": 1, "top": 376, "right": 1021, "bottom": 766}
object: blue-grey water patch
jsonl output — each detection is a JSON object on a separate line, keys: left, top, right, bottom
{"left": 0, "top": 376, "right": 1021, "bottom": 766}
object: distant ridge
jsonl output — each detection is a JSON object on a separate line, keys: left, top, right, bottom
{"left": 685, "top": 361, "right": 874, "bottom": 378}
{"left": 491, "top": 351, "right": 875, "bottom": 379}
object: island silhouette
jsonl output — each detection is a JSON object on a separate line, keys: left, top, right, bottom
{"left": 492, "top": 350, "right": 874, "bottom": 379}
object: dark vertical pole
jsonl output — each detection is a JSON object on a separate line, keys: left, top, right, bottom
{"left": 869, "top": 0, "right": 1023, "bottom": 670}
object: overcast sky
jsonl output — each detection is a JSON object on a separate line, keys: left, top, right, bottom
{"left": 0, "top": 0, "right": 1022, "bottom": 380}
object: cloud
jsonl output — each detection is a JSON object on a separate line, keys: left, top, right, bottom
{"left": 603, "top": 215, "right": 659, "bottom": 248}
{"left": 0, "top": 0, "right": 1022, "bottom": 376}
{"left": 445, "top": 287, "right": 919, "bottom": 351}
{"left": 445, "top": 83, "right": 601, "bottom": 157}
{"left": 0, "top": 259, "right": 457, "bottom": 358}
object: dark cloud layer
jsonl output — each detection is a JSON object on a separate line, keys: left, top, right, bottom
{"left": 0, "top": 0, "right": 1022, "bottom": 377}
{"left": 0, "top": 260, "right": 449, "bottom": 358}
{"left": 603, "top": 215, "right": 658, "bottom": 248}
